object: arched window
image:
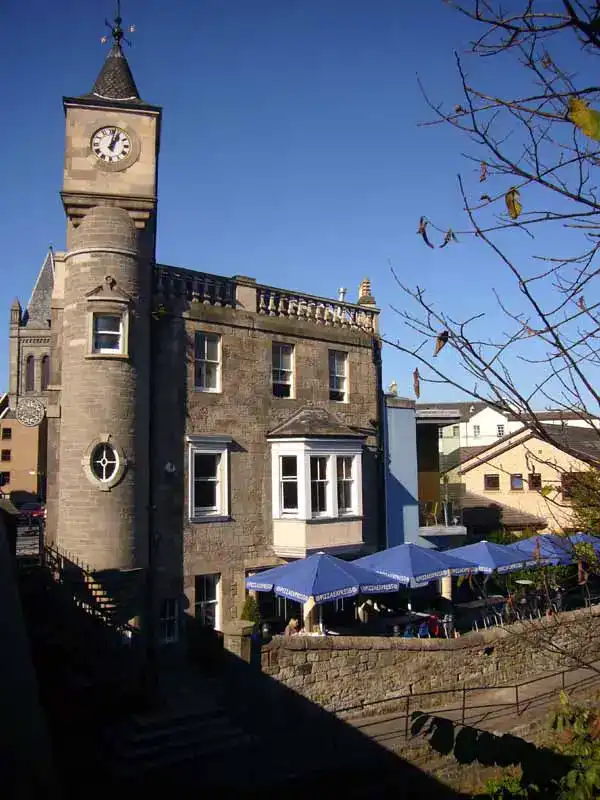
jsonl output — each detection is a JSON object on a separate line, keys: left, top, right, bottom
{"left": 41, "top": 355, "right": 50, "bottom": 391}
{"left": 25, "top": 355, "right": 35, "bottom": 392}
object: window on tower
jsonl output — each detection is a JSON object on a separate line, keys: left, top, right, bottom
{"left": 90, "top": 442, "right": 119, "bottom": 483}
{"left": 92, "top": 314, "right": 123, "bottom": 354}
{"left": 41, "top": 355, "right": 50, "bottom": 390}
{"left": 25, "top": 355, "right": 35, "bottom": 392}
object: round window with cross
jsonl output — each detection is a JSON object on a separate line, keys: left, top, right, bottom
{"left": 82, "top": 435, "right": 127, "bottom": 491}
{"left": 91, "top": 443, "right": 119, "bottom": 483}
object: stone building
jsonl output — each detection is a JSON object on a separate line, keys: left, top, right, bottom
{"left": 4, "top": 249, "right": 57, "bottom": 502}
{"left": 22, "top": 18, "right": 382, "bottom": 639}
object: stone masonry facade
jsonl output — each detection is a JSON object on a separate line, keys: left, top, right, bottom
{"left": 151, "top": 278, "right": 381, "bottom": 625}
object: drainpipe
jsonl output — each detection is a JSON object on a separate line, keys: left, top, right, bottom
{"left": 372, "top": 338, "right": 386, "bottom": 552}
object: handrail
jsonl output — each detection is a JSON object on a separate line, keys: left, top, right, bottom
{"left": 335, "top": 657, "right": 600, "bottom": 719}
{"left": 43, "top": 543, "right": 139, "bottom": 639}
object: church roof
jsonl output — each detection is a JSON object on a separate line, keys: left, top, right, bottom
{"left": 91, "top": 43, "right": 140, "bottom": 102}
{"left": 267, "top": 407, "right": 366, "bottom": 439}
{"left": 23, "top": 249, "right": 54, "bottom": 329}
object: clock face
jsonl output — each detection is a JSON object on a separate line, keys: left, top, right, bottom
{"left": 16, "top": 398, "right": 45, "bottom": 428}
{"left": 91, "top": 127, "right": 132, "bottom": 163}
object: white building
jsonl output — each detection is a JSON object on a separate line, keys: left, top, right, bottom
{"left": 423, "top": 402, "right": 596, "bottom": 456}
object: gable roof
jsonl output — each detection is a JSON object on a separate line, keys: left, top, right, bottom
{"left": 454, "top": 422, "right": 600, "bottom": 474}
{"left": 441, "top": 446, "right": 490, "bottom": 474}
{"left": 267, "top": 407, "right": 366, "bottom": 439}
{"left": 507, "top": 410, "right": 591, "bottom": 423}
{"left": 23, "top": 250, "right": 54, "bottom": 328}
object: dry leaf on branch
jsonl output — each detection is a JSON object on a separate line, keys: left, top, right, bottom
{"left": 577, "top": 295, "right": 586, "bottom": 310}
{"left": 417, "top": 217, "right": 435, "bottom": 249}
{"left": 479, "top": 162, "right": 488, "bottom": 182}
{"left": 433, "top": 330, "right": 449, "bottom": 357}
{"left": 440, "top": 229, "right": 458, "bottom": 248}
{"left": 480, "top": 194, "right": 492, "bottom": 202}
{"left": 505, "top": 187, "right": 522, "bottom": 220}
{"left": 413, "top": 368, "right": 421, "bottom": 399}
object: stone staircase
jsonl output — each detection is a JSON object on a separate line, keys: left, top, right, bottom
{"left": 99, "top": 699, "right": 254, "bottom": 780}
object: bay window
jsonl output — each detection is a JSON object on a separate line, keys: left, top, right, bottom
{"left": 271, "top": 439, "right": 363, "bottom": 520}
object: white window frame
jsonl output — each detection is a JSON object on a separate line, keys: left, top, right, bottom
{"left": 310, "top": 455, "right": 329, "bottom": 517}
{"left": 473, "top": 425, "right": 481, "bottom": 437}
{"left": 272, "top": 343, "right": 294, "bottom": 398}
{"left": 280, "top": 455, "right": 299, "bottom": 514}
{"left": 270, "top": 438, "right": 363, "bottom": 521}
{"left": 328, "top": 350, "right": 348, "bottom": 402}
{"left": 194, "top": 331, "right": 221, "bottom": 393}
{"left": 187, "top": 436, "right": 231, "bottom": 522}
{"left": 159, "top": 598, "right": 179, "bottom": 644}
{"left": 194, "top": 573, "right": 221, "bottom": 631}
{"left": 91, "top": 312, "right": 124, "bottom": 355}
{"left": 336, "top": 455, "right": 355, "bottom": 516}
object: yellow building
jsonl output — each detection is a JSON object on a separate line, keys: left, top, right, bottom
{"left": 443, "top": 423, "right": 600, "bottom": 534}
{"left": 0, "top": 394, "right": 45, "bottom": 504}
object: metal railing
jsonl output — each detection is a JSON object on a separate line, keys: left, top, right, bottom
{"left": 335, "top": 659, "right": 600, "bottom": 738}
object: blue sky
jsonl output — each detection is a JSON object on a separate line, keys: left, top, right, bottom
{"left": 0, "top": 0, "right": 583, "bottom": 403}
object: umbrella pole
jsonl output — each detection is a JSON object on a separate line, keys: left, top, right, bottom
{"left": 303, "top": 598, "right": 316, "bottom": 633}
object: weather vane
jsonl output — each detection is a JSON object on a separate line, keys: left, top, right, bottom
{"left": 100, "top": 1, "right": 135, "bottom": 46}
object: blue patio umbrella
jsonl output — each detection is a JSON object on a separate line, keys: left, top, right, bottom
{"left": 446, "top": 540, "right": 534, "bottom": 574}
{"left": 245, "top": 552, "right": 399, "bottom": 604}
{"left": 354, "top": 543, "right": 478, "bottom": 589}
{"left": 506, "top": 534, "right": 573, "bottom": 566}
{"left": 569, "top": 532, "right": 600, "bottom": 551}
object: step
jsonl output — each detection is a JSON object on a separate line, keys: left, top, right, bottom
{"left": 107, "top": 727, "right": 255, "bottom": 777}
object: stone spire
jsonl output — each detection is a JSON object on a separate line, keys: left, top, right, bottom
{"left": 91, "top": 3, "right": 140, "bottom": 101}
{"left": 10, "top": 298, "right": 22, "bottom": 328}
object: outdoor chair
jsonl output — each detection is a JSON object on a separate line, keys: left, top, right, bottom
{"left": 422, "top": 502, "right": 439, "bottom": 526}
{"left": 417, "top": 621, "right": 430, "bottom": 638}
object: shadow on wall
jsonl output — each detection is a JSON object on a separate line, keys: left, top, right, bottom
{"left": 112, "top": 642, "right": 472, "bottom": 799}
{"left": 150, "top": 303, "right": 190, "bottom": 650}
{"left": 386, "top": 472, "right": 419, "bottom": 547}
{"left": 411, "top": 710, "right": 571, "bottom": 794}
{"left": 462, "top": 504, "right": 503, "bottom": 542}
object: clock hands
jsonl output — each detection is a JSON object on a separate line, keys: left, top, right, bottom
{"left": 108, "top": 130, "right": 121, "bottom": 152}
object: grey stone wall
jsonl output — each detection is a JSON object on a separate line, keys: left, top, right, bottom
{"left": 151, "top": 299, "right": 380, "bottom": 626}
{"left": 261, "top": 607, "right": 600, "bottom": 712}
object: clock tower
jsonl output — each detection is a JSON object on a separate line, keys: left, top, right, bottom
{"left": 50, "top": 10, "right": 161, "bottom": 576}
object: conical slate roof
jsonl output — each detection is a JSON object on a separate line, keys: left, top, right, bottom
{"left": 23, "top": 249, "right": 54, "bottom": 328}
{"left": 92, "top": 43, "right": 140, "bottom": 101}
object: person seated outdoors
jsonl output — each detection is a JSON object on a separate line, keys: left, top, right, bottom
{"left": 284, "top": 617, "right": 299, "bottom": 636}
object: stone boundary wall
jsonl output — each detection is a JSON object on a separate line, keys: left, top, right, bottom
{"left": 260, "top": 606, "right": 600, "bottom": 713}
